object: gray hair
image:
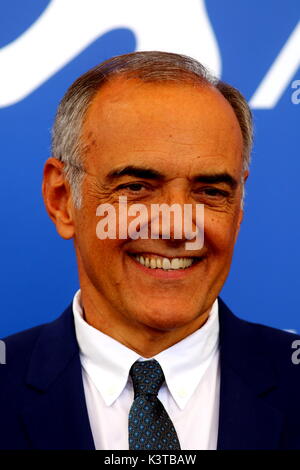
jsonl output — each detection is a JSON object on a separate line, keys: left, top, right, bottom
{"left": 52, "top": 51, "right": 253, "bottom": 208}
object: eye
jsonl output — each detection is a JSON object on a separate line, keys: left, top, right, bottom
{"left": 203, "top": 188, "right": 228, "bottom": 197}
{"left": 116, "top": 182, "right": 152, "bottom": 193}
{"left": 195, "top": 187, "right": 229, "bottom": 198}
{"left": 124, "top": 183, "right": 146, "bottom": 191}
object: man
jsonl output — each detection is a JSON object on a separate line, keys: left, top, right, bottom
{"left": 1, "top": 51, "right": 300, "bottom": 450}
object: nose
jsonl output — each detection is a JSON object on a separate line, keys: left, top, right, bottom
{"left": 149, "top": 184, "right": 204, "bottom": 250}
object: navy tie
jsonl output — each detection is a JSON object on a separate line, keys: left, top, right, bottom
{"left": 128, "top": 359, "right": 181, "bottom": 450}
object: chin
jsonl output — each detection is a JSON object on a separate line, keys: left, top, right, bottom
{"left": 138, "top": 307, "right": 198, "bottom": 332}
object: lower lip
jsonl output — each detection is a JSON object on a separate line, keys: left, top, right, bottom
{"left": 127, "top": 255, "right": 204, "bottom": 279}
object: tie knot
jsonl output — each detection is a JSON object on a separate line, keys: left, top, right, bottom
{"left": 130, "top": 359, "right": 165, "bottom": 398}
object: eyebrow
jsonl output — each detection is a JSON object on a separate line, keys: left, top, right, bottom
{"left": 106, "top": 165, "right": 164, "bottom": 181}
{"left": 191, "top": 172, "right": 238, "bottom": 189}
{"left": 105, "top": 165, "right": 238, "bottom": 189}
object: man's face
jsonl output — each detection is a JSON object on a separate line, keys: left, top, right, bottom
{"left": 73, "top": 78, "right": 245, "bottom": 335}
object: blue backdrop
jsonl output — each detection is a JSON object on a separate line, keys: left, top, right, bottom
{"left": 0, "top": 0, "right": 299, "bottom": 336}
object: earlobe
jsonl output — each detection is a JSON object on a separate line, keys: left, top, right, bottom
{"left": 42, "top": 158, "right": 75, "bottom": 239}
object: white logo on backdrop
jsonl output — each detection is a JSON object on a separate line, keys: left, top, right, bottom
{"left": 0, "top": 0, "right": 298, "bottom": 109}
{"left": 249, "top": 22, "right": 300, "bottom": 109}
{"left": 0, "top": 0, "right": 220, "bottom": 107}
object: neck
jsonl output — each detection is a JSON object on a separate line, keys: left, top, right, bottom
{"left": 79, "top": 283, "right": 210, "bottom": 357}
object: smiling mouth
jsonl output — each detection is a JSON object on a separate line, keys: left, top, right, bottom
{"left": 129, "top": 253, "right": 202, "bottom": 271}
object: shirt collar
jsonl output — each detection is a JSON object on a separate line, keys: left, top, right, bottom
{"left": 73, "top": 290, "right": 140, "bottom": 406}
{"left": 73, "top": 290, "right": 219, "bottom": 409}
{"left": 155, "top": 302, "right": 219, "bottom": 409}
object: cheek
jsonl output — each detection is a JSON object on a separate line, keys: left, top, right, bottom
{"left": 76, "top": 235, "right": 126, "bottom": 292}
{"left": 97, "top": 239, "right": 123, "bottom": 264}
{"left": 74, "top": 207, "right": 122, "bottom": 267}
{"left": 85, "top": 237, "right": 123, "bottom": 267}
{"left": 204, "top": 211, "right": 240, "bottom": 254}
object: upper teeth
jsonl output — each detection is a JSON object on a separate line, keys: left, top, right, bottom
{"left": 133, "top": 254, "right": 194, "bottom": 270}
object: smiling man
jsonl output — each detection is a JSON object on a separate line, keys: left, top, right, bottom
{"left": 1, "top": 51, "right": 300, "bottom": 450}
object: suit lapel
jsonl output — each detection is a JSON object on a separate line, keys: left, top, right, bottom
{"left": 20, "top": 299, "right": 285, "bottom": 449}
{"left": 21, "top": 306, "right": 95, "bottom": 449}
{"left": 217, "top": 299, "right": 284, "bottom": 449}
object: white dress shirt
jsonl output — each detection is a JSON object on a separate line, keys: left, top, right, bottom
{"left": 73, "top": 290, "right": 220, "bottom": 450}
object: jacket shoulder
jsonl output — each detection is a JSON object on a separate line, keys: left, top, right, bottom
{"left": 219, "top": 298, "right": 300, "bottom": 392}
{"left": 3, "top": 322, "right": 47, "bottom": 356}
{"left": 0, "top": 323, "right": 48, "bottom": 381}
{"left": 219, "top": 297, "right": 300, "bottom": 352}
{"left": 0, "top": 304, "right": 73, "bottom": 384}
{"left": 0, "top": 305, "right": 79, "bottom": 449}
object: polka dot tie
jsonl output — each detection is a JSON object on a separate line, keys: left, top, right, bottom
{"left": 128, "top": 359, "right": 181, "bottom": 450}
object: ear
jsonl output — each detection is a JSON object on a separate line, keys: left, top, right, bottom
{"left": 42, "top": 158, "right": 75, "bottom": 239}
{"left": 234, "top": 169, "right": 249, "bottom": 243}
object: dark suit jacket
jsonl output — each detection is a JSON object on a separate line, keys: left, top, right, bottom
{"left": 0, "top": 298, "right": 300, "bottom": 449}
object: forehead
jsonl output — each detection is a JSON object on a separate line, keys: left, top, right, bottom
{"left": 82, "top": 77, "right": 244, "bottom": 177}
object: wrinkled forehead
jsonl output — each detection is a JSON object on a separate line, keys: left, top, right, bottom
{"left": 81, "top": 77, "right": 244, "bottom": 178}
